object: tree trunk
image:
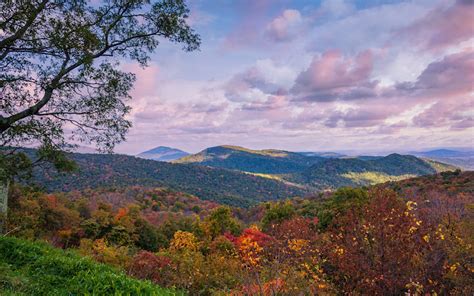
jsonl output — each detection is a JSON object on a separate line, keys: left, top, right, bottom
{"left": 0, "top": 180, "right": 9, "bottom": 234}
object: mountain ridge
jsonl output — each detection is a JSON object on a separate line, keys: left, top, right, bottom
{"left": 26, "top": 149, "right": 308, "bottom": 207}
{"left": 408, "top": 148, "right": 474, "bottom": 170}
{"left": 173, "top": 146, "right": 457, "bottom": 189}
{"left": 136, "top": 146, "right": 189, "bottom": 162}
{"left": 19, "top": 146, "right": 459, "bottom": 207}
{"left": 292, "top": 153, "right": 456, "bottom": 189}
{"left": 174, "top": 145, "right": 325, "bottom": 174}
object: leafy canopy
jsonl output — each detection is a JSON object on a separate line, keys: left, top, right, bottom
{"left": 0, "top": 0, "right": 200, "bottom": 179}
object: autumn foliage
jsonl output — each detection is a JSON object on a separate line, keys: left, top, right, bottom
{"left": 127, "top": 251, "right": 172, "bottom": 283}
{"left": 4, "top": 171, "right": 474, "bottom": 295}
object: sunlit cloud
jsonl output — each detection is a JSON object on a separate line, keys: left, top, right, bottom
{"left": 114, "top": 0, "right": 474, "bottom": 154}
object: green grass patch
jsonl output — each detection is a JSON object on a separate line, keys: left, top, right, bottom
{"left": 0, "top": 236, "right": 181, "bottom": 296}
{"left": 341, "top": 172, "right": 417, "bottom": 185}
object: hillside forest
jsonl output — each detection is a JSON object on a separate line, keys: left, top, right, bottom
{"left": 2, "top": 171, "right": 473, "bottom": 295}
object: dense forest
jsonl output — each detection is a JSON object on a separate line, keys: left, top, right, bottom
{"left": 26, "top": 149, "right": 309, "bottom": 207}
{"left": 3, "top": 171, "right": 473, "bottom": 295}
{"left": 22, "top": 146, "right": 457, "bottom": 208}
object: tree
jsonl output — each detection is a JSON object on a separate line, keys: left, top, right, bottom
{"left": 0, "top": 0, "right": 200, "bottom": 232}
{"left": 317, "top": 187, "right": 368, "bottom": 230}
{"left": 127, "top": 250, "right": 172, "bottom": 284}
{"left": 135, "top": 218, "right": 164, "bottom": 251}
{"left": 261, "top": 200, "right": 295, "bottom": 230}
{"left": 204, "top": 206, "right": 241, "bottom": 239}
{"left": 324, "top": 188, "right": 442, "bottom": 294}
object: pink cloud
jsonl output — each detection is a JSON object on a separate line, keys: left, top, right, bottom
{"left": 224, "top": 67, "right": 267, "bottom": 101}
{"left": 264, "top": 9, "right": 302, "bottom": 42}
{"left": 134, "top": 101, "right": 228, "bottom": 123}
{"left": 224, "top": 61, "right": 294, "bottom": 102}
{"left": 123, "top": 7, "right": 473, "bottom": 152}
{"left": 393, "top": 47, "right": 474, "bottom": 98}
{"left": 124, "top": 63, "right": 160, "bottom": 99}
{"left": 281, "top": 47, "right": 473, "bottom": 131}
{"left": 324, "top": 105, "right": 400, "bottom": 128}
{"left": 396, "top": 0, "right": 474, "bottom": 51}
{"left": 413, "top": 100, "right": 474, "bottom": 128}
{"left": 291, "top": 50, "right": 377, "bottom": 101}
{"left": 241, "top": 94, "right": 288, "bottom": 111}
{"left": 414, "top": 47, "right": 474, "bottom": 96}
{"left": 221, "top": 93, "right": 293, "bottom": 128}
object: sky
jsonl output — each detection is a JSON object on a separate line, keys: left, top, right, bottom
{"left": 114, "top": 0, "right": 474, "bottom": 155}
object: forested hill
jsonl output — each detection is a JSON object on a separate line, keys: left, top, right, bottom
{"left": 173, "top": 145, "right": 325, "bottom": 173}
{"left": 381, "top": 170, "right": 474, "bottom": 197}
{"left": 7, "top": 170, "right": 473, "bottom": 295}
{"left": 20, "top": 146, "right": 457, "bottom": 207}
{"left": 294, "top": 153, "right": 457, "bottom": 189}
{"left": 29, "top": 151, "right": 309, "bottom": 207}
{"left": 173, "top": 145, "right": 456, "bottom": 189}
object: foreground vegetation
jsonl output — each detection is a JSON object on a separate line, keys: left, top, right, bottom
{"left": 3, "top": 171, "right": 473, "bottom": 295}
{"left": 0, "top": 236, "right": 179, "bottom": 295}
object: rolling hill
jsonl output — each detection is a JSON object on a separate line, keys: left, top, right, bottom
{"left": 173, "top": 146, "right": 456, "bottom": 189}
{"left": 28, "top": 150, "right": 308, "bottom": 207}
{"left": 174, "top": 145, "right": 325, "bottom": 174}
{"left": 136, "top": 146, "right": 189, "bottom": 162}
{"left": 19, "top": 146, "right": 458, "bottom": 207}
{"left": 293, "top": 153, "right": 456, "bottom": 189}
{"left": 381, "top": 170, "right": 474, "bottom": 197}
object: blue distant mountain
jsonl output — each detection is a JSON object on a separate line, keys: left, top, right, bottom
{"left": 136, "top": 146, "right": 189, "bottom": 162}
{"left": 412, "top": 149, "right": 474, "bottom": 158}
{"left": 298, "top": 151, "right": 346, "bottom": 158}
{"left": 409, "top": 148, "right": 474, "bottom": 170}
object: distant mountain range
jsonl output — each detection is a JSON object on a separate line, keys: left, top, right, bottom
{"left": 26, "top": 149, "right": 306, "bottom": 207}
{"left": 136, "top": 146, "right": 189, "bottom": 162}
{"left": 174, "top": 145, "right": 456, "bottom": 190}
{"left": 20, "top": 145, "right": 459, "bottom": 207}
{"left": 408, "top": 148, "right": 474, "bottom": 170}
{"left": 297, "top": 151, "right": 346, "bottom": 158}
{"left": 135, "top": 146, "right": 474, "bottom": 170}
{"left": 410, "top": 149, "right": 474, "bottom": 158}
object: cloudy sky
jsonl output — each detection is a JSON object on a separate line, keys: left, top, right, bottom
{"left": 115, "top": 0, "right": 473, "bottom": 155}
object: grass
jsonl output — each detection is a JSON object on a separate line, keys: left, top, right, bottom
{"left": 245, "top": 172, "right": 284, "bottom": 181}
{"left": 245, "top": 172, "right": 307, "bottom": 188}
{"left": 341, "top": 172, "right": 417, "bottom": 185}
{"left": 0, "top": 236, "right": 181, "bottom": 296}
